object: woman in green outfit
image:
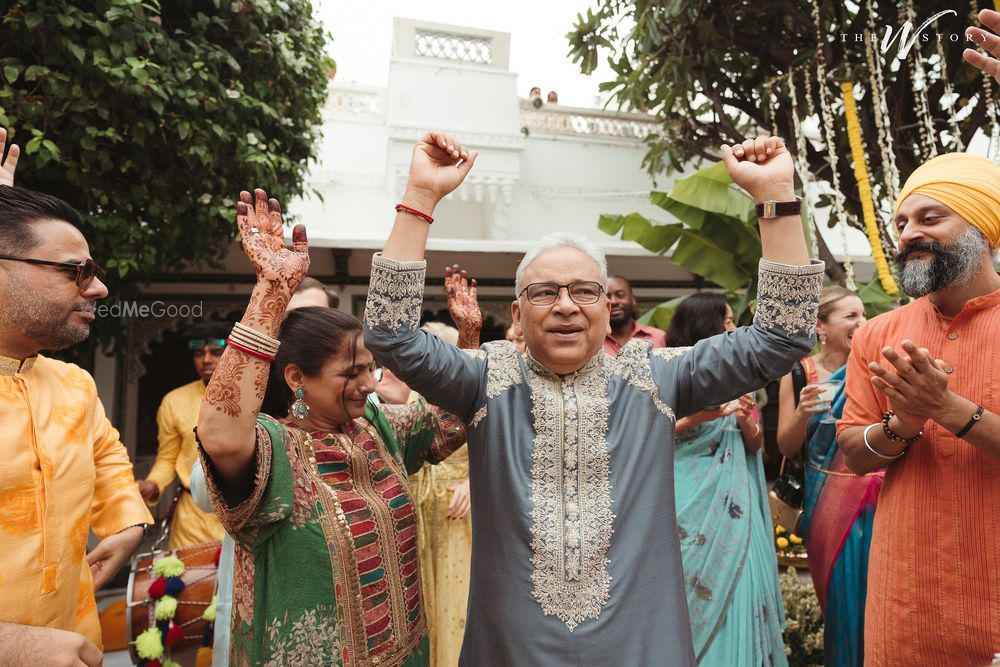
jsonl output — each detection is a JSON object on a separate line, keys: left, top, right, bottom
{"left": 196, "top": 188, "right": 465, "bottom": 666}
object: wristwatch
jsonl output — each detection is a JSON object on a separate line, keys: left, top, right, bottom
{"left": 755, "top": 197, "right": 802, "bottom": 219}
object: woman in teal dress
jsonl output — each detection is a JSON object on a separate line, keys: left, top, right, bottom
{"left": 668, "top": 293, "right": 787, "bottom": 666}
{"left": 777, "top": 287, "right": 875, "bottom": 667}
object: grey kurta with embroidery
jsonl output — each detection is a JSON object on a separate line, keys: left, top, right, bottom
{"left": 363, "top": 254, "right": 823, "bottom": 667}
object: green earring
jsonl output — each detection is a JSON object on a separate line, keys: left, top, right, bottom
{"left": 291, "top": 386, "right": 309, "bottom": 420}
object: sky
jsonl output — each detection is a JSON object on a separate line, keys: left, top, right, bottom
{"left": 316, "top": 0, "right": 615, "bottom": 108}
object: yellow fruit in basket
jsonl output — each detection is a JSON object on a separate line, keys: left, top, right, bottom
{"left": 789, "top": 534, "right": 803, "bottom": 545}
{"left": 775, "top": 525, "right": 787, "bottom": 535}
{"left": 776, "top": 537, "right": 790, "bottom": 549}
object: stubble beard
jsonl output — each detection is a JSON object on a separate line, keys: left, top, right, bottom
{"left": 0, "top": 274, "right": 91, "bottom": 351}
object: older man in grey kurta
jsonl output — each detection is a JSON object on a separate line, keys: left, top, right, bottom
{"left": 364, "top": 253, "right": 822, "bottom": 665}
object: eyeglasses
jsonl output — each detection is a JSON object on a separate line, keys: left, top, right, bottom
{"left": 518, "top": 281, "right": 605, "bottom": 306}
{"left": 189, "top": 339, "right": 227, "bottom": 354}
{"left": 0, "top": 255, "right": 107, "bottom": 289}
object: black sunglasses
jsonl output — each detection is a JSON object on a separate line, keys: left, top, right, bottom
{"left": 0, "top": 255, "right": 107, "bottom": 289}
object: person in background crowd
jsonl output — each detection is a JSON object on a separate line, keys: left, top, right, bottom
{"left": 776, "top": 286, "right": 872, "bottom": 667}
{"left": 546, "top": 90, "right": 559, "bottom": 104}
{"left": 603, "top": 275, "right": 666, "bottom": 355}
{"left": 0, "top": 127, "right": 151, "bottom": 666}
{"left": 286, "top": 275, "right": 339, "bottom": 310}
{"left": 667, "top": 293, "right": 783, "bottom": 665}
{"left": 137, "top": 322, "right": 229, "bottom": 549}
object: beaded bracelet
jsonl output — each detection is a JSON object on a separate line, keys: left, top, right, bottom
{"left": 881, "top": 411, "right": 923, "bottom": 445}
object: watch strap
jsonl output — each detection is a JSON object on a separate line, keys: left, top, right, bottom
{"left": 756, "top": 198, "right": 802, "bottom": 218}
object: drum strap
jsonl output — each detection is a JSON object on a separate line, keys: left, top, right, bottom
{"left": 152, "top": 484, "right": 186, "bottom": 550}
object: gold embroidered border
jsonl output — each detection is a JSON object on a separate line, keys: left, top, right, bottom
{"left": 754, "top": 259, "right": 824, "bottom": 337}
{"left": 364, "top": 253, "right": 427, "bottom": 332}
{"left": 614, "top": 341, "right": 684, "bottom": 421}
{"left": 298, "top": 425, "right": 427, "bottom": 667}
{"left": 528, "top": 358, "right": 614, "bottom": 631}
{"left": 469, "top": 341, "right": 524, "bottom": 428}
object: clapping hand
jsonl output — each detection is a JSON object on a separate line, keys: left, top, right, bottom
{"left": 0, "top": 127, "right": 20, "bottom": 187}
{"left": 236, "top": 189, "right": 310, "bottom": 295}
{"left": 868, "top": 340, "right": 948, "bottom": 433}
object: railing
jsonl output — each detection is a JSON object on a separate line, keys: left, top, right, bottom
{"left": 325, "top": 85, "right": 385, "bottom": 118}
{"left": 414, "top": 29, "right": 493, "bottom": 64}
{"left": 519, "top": 100, "right": 659, "bottom": 140}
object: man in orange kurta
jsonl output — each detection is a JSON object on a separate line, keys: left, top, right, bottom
{"left": 0, "top": 160, "right": 152, "bottom": 664}
{"left": 838, "top": 151, "right": 1000, "bottom": 665}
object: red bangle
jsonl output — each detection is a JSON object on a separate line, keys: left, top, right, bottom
{"left": 395, "top": 203, "right": 434, "bottom": 224}
{"left": 226, "top": 338, "right": 276, "bottom": 362}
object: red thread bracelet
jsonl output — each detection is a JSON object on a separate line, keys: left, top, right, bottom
{"left": 226, "top": 338, "right": 276, "bottom": 362}
{"left": 395, "top": 203, "right": 434, "bottom": 224}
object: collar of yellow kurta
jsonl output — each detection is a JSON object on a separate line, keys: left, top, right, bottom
{"left": 0, "top": 353, "right": 37, "bottom": 376}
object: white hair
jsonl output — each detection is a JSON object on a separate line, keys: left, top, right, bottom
{"left": 514, "top": 233, "right": 608, "bottom": 297}
{"left": 421, "top": 321, "right": 459, "bottom": 346}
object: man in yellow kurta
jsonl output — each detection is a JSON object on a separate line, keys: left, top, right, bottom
{"left": 0, "top": 141, "right": 152, "bottom": 665}
{"left": 137, "top": 322, "right": 228, "bottom": 548}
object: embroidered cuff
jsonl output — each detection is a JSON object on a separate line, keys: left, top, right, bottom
{"left": 196, "top": 420, "right": 272, "bottom": 534}
{"left": 754, "top": 259, "right": 824, "bottom": 337}
{"left": 365, "top": 252, "right": 427, "bottom": 332}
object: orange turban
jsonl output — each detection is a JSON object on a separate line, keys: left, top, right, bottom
{"left": 895, "top": 152, "right": 1000, "bottom": 247}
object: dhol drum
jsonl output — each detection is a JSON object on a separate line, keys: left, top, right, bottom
{"left": 127, "top": 541, "right": 221, "bottom": 663}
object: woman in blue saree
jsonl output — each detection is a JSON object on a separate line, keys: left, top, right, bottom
{"left": 777, "top": 287, "right": 876, "bottom": 667}
{"left": 669, "top": 293, "right": 787, "bottom": 666}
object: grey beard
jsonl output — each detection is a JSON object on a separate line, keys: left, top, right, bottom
{"left": 897, "top": 227, "right": 992, "bottom": 298}
{"left": 0, "top": 274, "right": 91, "bottom": 351}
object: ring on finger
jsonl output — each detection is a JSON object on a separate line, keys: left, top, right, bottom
{"left": 249, "top": 227, "right": 260, "bottom": 234}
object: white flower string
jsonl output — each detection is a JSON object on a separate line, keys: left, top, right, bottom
{"left": 788, "top": 69, "right": 820, "bottom": 257}
{"left": 935, "top": 36, "right": 963, "bottom": 151}
{"left": 983, "top": 69, "right": 1000, "bottom": 164}
{"left": 803, "top": 65, "right": 817, "bottom": 119}
{"left": 812, "top": 0, "right": 856, "bottom": 288}
{"left": 864, "top": 0, "right": 900, "bottom": 247}
{"left": 766, "top": 79, "right": 780, "bottom": 137}
{"left": 904, "top": 0, "right": 937, "bottom": 159}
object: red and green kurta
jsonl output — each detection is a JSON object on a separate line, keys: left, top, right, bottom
{"left": 200, "top": 399, "right": 464, "bottom": 666}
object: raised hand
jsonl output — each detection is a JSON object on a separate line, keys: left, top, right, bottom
{"left": 720, "top": 135, "right": 794, "bottom": 203}
{"left": 445, "top": 264, "right": 482, "bottom": 349}
{"left": 236, "top": 189, "right": 310, "bottom": 294}
{"left": 404, "top": 131, "right": 478, "bottom": 211}
{"left": 964, "top": 10, "right": 1000, "bottom": 83}
{"left": 0, "top": 127, "right": 20, "bottom": 187}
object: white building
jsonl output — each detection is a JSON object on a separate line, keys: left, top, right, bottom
{"left": 102, "top": 17, "right": 873, "bottom": 473}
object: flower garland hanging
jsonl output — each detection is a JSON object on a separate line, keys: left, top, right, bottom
{"left": 863, "top": 0, "right": 901, "bottom": 247}
{"left": 935, "top": 36, "right": 964, "bottom": 150}
{"left": 842, "top": 82, "right": 899, "bottom": 295}
{"left": 903, "top": 0, "right": 938, "bottom": 159}
{"left": 788, "top": 69, "right": 820, "bottom": 258}
{"left": 811, "top": 0, "right": 856, "bottom": 289}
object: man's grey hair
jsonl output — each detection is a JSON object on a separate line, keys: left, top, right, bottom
{"left": 514, "top": 232, "right": 609, "bottom": 297}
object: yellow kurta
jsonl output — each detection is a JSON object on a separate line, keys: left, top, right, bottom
{"left": 0, "top": 355, "right": 153, "bottom": 649}
{"left": 145, "top": 380, "right": 224, "bottom": 549}
{"left": 411, "top": 444, "right": 472, "bottom": 667}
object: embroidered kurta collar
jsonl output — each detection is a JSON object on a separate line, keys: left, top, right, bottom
{"left": 0, "top": 353, "right": 37, "bottom": 376}
{"left": 524, "top": 349, "right": 605, "bottom": 379}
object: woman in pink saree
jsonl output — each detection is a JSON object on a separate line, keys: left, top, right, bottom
{"left": 777, "top": 287, "right": 876, "bottom": 666}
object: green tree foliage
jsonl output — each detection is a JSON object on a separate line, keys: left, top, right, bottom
{"left": 1, "top": 0, "right": 331, "bottom": 346}
{"left": 568, "top": 1, "right": 995, "bottom": 281}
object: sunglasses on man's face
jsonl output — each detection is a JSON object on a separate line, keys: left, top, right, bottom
{"left": 189, "top": 339, "right": 228, "bottom": 354}
{"left": 0, "top": 255, "right": 107, "bottom": 290}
